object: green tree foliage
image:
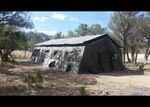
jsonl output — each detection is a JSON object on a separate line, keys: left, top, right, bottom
{"left": 0, "top": 26, "right": 27, "bottom": 51}
{"left": 67, "top": 23, "right": 107, "bottom": 38}
{"left": 0, "top": 11, "right": 34, "bottom": 62}
{"left": 0, "top": 11, "right": 34, "bottom": 51}
{"left": 109, "top": 12, "right": 140, "bottom": 63}
{"left": 109, "top": 12, "right": 150, "bottom": 65}
{"left": 27, "top": 31, "right": 52, "bottom": 49}
{"left": 22, "top": 70, "right": 43, "bottom": 87}
{"left": 109, "top": 32, "right": 123, "bottom": 46}
{"left": 138, "top": 12, "right": 150, "bottom": 70}
{"left": 89, "top": 24, "right": 107, "bottom": 35}
{"left": 0, "top": 11, "right": 34, "bottom": 29}
{"left": 53, "top": 32, "right": 64, "bottom": 39}
{"left": 127, "top": 14, "right": 146, "bottom": 63}
{"left": 76, "top": 23, "right": 89, "bottom": 36}
{"left": 0, "top": 26, "right": 29, "bottom": 62}
{"left": 66, "top": 30, "right": 79, "bottom": 38}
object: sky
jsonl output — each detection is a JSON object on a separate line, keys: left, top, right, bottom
{"left": 24, "top": 11, "right": 114, "bottom": 35}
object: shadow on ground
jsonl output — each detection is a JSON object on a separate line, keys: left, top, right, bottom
{"left": 0, "top": 85, "right": 27, "bottom": 95}
{"left": 0, "top": 68, "right": 22, "bottom": 76}
{"left": 96, "top": 68, "right": 144, "bottom": 77}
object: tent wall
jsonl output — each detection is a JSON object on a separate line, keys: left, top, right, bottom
{"left": 29, "top": 47, "right": 50, "bottom": 64}
{"left": 79, "top": 36, "right": 124, "bottom": 74}
{"left": 30, "top": 46, "right": 85, "bottom": 73}
{"left": 106, "top": 37, "right": 124, "bottom": 71}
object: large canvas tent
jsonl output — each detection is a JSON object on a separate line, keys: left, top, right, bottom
{"left": 30, "top": 33, "right": 124, "bottom": 74}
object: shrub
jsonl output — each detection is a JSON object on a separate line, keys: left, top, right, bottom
{"left": 22, "top": 70, "right": 43, "bottom": 87}
{"left": 78, "top": 86, "right": 86, "bottom": 96}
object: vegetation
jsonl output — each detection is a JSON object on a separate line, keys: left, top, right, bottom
{"left": 0, "top": 11, "right": 34, "bottom": 29}
{"left": 78, "top": 86, "right": 86, "bottom": 96}
{"left": 66, "top": 23, "right": 107, "bottom": 37}
{"left": 109, "top": 12, "right": 150, "bottom": 67}
{"left": 27, "top": 31, "right": 52, "bottom": 49}
{"left": 22, "top": 70, "right": 43, "bottom": 87}
{"left": 66, "top": 31, "right": 79, "bottom": 38}
{"left": 109, "top": 12, "right": 139, "bottom": 63}
{"left": 0, "top": 12, "right": 34, "bottom": 63}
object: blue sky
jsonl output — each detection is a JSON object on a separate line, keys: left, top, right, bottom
{"left": 24, "top": 11, "right": 114, "bottom": 35}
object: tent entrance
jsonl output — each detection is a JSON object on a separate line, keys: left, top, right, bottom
{"left": 99, "top": 51, "right": 113, "bottom": 72}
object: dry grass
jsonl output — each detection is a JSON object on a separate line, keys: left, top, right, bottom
{"left": 11, "top": 50, "right": 32, "bottom": 59}
{"left": 1, "top": 53, "right": 150, "bottom": 95}
{"left": 0, "top": 61, "right": 97, "bottom": 96}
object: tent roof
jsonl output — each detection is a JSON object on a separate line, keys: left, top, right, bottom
{"left": 35, "top": 33, "right": 121, "bottom": 47}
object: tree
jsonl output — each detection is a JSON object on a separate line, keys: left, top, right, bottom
{"left": 76, "top": 23, "right": 90, "bottom": 36}
{"left": 66, "top": 30, "right": 79, "bottom": 38}
{"left": 53, "top": 32, "right": 63, "bottom": 39}
{"left": 109, "top": 12, "right": 139, "bottom": 64}
{"left": 109, "top": 32, "right": 123, "bottom": 46}
{"left": 89, "top": 24, "right": 107, "bottom": 35}
{"left": 17, "top": 31, "right": 30, "bottom": 58}
{"left": 75, "top": 23, "right": 107, "bottom": 36}
{"left": 38, "top": 32, "right": 52, "bottom": 41}
{"left": 127, "top": 14, "right": 145, "bottom": 63}
{"left": 139, "top": 12, "right": 150, "bottom": 70}
{"left": 27, "top": 31, "right": 52, "bottom": 49}
{"left": 0, "top": 26, "right": 29, "bottom": 63}
{"left": 0, "top": 11, "right": 34, "bottom": 64}
{"left": 0, "top": 11, "right": 34, "bottom": 29}
{"left": 0, "top": 26, "right": 27, "bottom": 50}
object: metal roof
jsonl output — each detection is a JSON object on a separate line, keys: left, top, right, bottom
{"left": 35, "top": 33, "right": 107, "bottom": 46}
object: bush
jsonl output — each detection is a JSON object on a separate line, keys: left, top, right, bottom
{"left": 22, "top": 70, "right": 43, "bottom": 87}
{"left": 78, "top": 86, "right": 86, "bottom": 96}
{"left": 34, "top": 71, "right": 43, "bottom": 83}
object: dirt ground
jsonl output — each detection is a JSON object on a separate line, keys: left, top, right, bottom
{"left": 1, "top": 54, "right": 150, "bottom": 96}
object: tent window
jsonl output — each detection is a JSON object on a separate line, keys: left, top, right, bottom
{"left": 32, "top": 49, "right": 40, "bottom": 57}
{"left": 112, "top": 54, "right": 117, "bottom": 60}
{"left": 66, "top": 64, "right": 72, "bottom": 72}
{"left": 54, "top": 51, "right": 58, "bottom": 56}
{"left": 45, "top": 50, "right": 50, "bottom": 53}
{"left": 51, "top": 51, "right": 62, "bottom": 59}
{"left": 49, "top": 61, "right": 56, "bottom": 68}
{"left": 41, "top": 59, "right": 44, "bottom": 63}
{"left": 44, "top": 50, "right": 50, "bottom": 58}
{"left": 55, "top": 51, "right": 62, "bottom": 59}
{"left": 64, "top": 52, "right": 68, "bottom": 60}
{"left": 51, "top": 50, "right": 62, "bottom": 59}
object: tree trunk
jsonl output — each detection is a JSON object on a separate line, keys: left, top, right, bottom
{"left": 123, "top": 36, "right": 126, "bottom": 64}
{"left": 126, "top": 47, "right": 131, "bottom": 63}
{"left": 131, "top": 47, "right": 135, "bottom": 63}
{"left": 139, "top": 54, "right": 149, "bottom": 71}
{"left": 139, "top": 44, "right": 150, "bottom": 70}
{"left": 131, "top": 52, "right": 134, "bottom": 63}
{"left": 24, "top": 50, "right": 27, "bottom": 58}
{"left": 122, "top": 48, "right": 125, "bottom": 65}
{"left": 134, "top": 50, "right": 139, "bottom": 64}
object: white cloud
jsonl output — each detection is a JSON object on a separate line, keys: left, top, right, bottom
{"left": 38, "top": 30, "right": 58, "bottom": 35}
{"left": 69, "top": 17, "right": 79, "bottom": 22}
{"left": 51, "top": 13, "right": 67, "bottom": 21}
{"left": 33, "top": 17, "right": 48, "bottom": 22}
